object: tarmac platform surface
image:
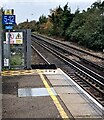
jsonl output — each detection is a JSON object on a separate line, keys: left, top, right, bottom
{"left": 1, "top": 68, "right": 103, "bottom": 119}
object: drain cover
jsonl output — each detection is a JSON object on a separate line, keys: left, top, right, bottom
{"left": 18, "top": 88, "right": 57, "bottom": 97}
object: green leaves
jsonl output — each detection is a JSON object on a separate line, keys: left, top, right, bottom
{"left": 65, "top": 1, "right": 104, "bottom": 51}
{"left": 17, "top": 1, "right": 104, "bottom": 51}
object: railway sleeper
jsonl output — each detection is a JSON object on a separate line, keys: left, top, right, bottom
{"left": 75, "top": 73, "right": 104, "bottom": 95}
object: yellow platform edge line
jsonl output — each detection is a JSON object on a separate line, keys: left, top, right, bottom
{"left": 37, "top": 70, "right": 69, "bottom": 119}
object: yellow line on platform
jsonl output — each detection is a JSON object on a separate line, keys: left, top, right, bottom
{"left": 37, "top": 70, "right": 69, "bottom": 119}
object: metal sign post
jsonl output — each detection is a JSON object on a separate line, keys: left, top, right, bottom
{"left": 0, "top": 8, "right": 2, "bottom": 120}
{"left": 2, "top": 9, "right": 31, "bottom": 69}
{"left": 0, "top": 10, "right": 2, "bottom": 72}
{"left": 2, "top": 9, "right": 16, "bottom": 69}
{"left": 8, "top": 30, "right": 11, "bottom": 69}
{"left": 26, "top": 29, "right": 31, "bottom": 69}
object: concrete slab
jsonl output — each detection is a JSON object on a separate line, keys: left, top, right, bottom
{"left": 46, "top": 74, "right": 75, "bottom": 86}
{"left": 18, "top": 75, "right": 45, "bottom": 88}
{"left": 2, "top": 96, "right": 61, "bottom": 118}
{"left": 2, "top": 73, "right": 61, "bottom": 119}
{"left": 65, "top": 103, "right": 102, "bottom": 118}
{"left": 2, "top": 75, "right": 21, "bottom": 83}
{"left": 59, "top": 94, "right": 88, "bottom": 104}
{"left": 49, "top": 79, "right": 68, "bottom": 86}
{"left": 58, "top": 93, "right": 102, "bottom": 118}
{"left": 54, "top": 86, "right": 78, "bottom": 94}
{"left": 2, "top": 68, "right": 103, "bottom": 119}
{"left": 65, "top": 80, "right": 75, "bottom": 86}
{"left": 46, "top": 74, "right": 68, "bottom": 80}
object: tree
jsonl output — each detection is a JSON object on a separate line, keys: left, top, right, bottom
{"left": 39, "top": 15, "right": 47, "bottom": 24}
{"left": 61, "top": 3, "right": 74, "bottom": 37}
{"left": 48, "top": 4, "right": 74, "bottom": 38}
{"left": 18, "top": 20, "right": 37, "bottom": 31}
{"left": 48, "top": 6, "right": 63, "bottom": 36}
{"left": 17, "top": 1, "right": 104, "bottom": 51}
{"left": 65, "top": 11, "right": 85, "bottom": 41}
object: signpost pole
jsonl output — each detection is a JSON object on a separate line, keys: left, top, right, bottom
{"left": 2, "top": 9, "right": 15, "bottom": 69}
{"left": 102, "top": 49, "right": 104, "bottom": 66}
{"left": 0, "top": 10, "right": 2, "bottom": 73}
{"left": 26, "top": 29, "right": 31, "bottom": 69}
{"left": 0, "top": 9, "right": 2, "bottom": 120}
{"left": 8, "top": 30, "right": 11, "bottom": 69}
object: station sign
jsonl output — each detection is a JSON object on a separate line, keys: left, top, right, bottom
{"left": 5, "top": 32, "right": 23, "bottom": 44}
{"left": 2, "top": 15, "right": 16, "bottom": 25}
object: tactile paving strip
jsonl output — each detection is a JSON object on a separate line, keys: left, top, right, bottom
{"left": 1, "top": 70, "right": 37, "bottom": 76}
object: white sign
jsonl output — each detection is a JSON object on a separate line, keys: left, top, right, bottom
{"left": 6, "top": 32, "right": 23, "bottom": 44}
{"left": 4, "top": 58, "right": 9, "bottom": 66}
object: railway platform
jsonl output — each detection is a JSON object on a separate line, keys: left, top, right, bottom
{"left": 1, "top": 68, "right": 103, "bottom": 119}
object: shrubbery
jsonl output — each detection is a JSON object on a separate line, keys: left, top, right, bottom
{"left": 17, "top": 1, "right": 104, "bottom": 51}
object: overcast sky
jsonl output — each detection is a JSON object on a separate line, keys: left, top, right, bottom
{"left": 0, "top": 0, "right": 101, "bottom": 24}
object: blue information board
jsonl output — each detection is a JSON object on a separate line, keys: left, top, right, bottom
{"left": 2, "top": 15, "right": 16, "bottom": 25}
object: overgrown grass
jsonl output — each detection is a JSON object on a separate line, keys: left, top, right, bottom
{"left": 10, "top": 54, "right": 22, "bottom": 65}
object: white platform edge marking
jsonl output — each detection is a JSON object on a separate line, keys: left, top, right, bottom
{"left": 18, "top": 88, "right": 57, "bottom": 97}
{"left": 58, "top": 68, "right": 104, "bottom": 111}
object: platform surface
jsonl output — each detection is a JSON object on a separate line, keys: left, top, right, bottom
{"left": 1, "top": 69, "right": 103, "bottom": 119}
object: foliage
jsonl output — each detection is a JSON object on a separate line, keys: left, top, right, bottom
{"left": 10, "top": 54, "right": 22, "bottom": 65}
{"left": 65, "top": 1, "right": 104, "bottom": 51}
{"left": 17, "top": 1, "right": 104, "bottom": 51}
{"left": 48, "top": 4, "right": 74, "bottom": 37}
{"left": 18, "top": 20, "right": 37, "bottom": 32}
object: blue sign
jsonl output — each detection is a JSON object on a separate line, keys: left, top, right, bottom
{"left": 2, "top": 15, "right": 16, "bottom": 25}
{"left": 5, "top": 26, "right": 13, "bottom": 30}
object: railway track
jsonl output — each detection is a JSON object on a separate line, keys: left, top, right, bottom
{"left": 33, "top": 34, "right": 104, "bottom": 60}
{"left": 31, "top": 35, "right": 104, "bottom": 107}
{"left": 32, "top": 34, "right": 104, "bottom": 73}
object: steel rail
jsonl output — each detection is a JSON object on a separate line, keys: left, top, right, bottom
{"left": 31, "top": 45, "right": 50, "bottom": 65}
{"left": 32, "top": 34, "right": 104, "bottom": 60}
{"left": 32, "top": 38, "right": 104, "bottom": 88}
{"left": 32, "top": 34, "right": 104, "bottom": 71}
{"left": 32, "top": 35, "right": 104, "bottom": 83}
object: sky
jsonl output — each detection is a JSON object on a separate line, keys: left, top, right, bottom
{"left": 0, "top": 0, "right": 101, "bottom": 24}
